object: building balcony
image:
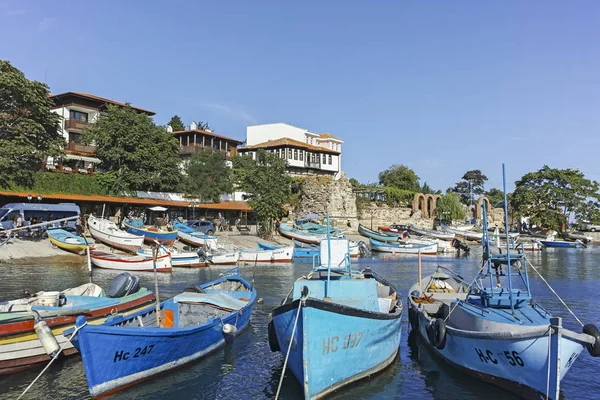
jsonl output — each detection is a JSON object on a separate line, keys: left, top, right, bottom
{"left": 64, "top": 119, "right": 89, "bottom": 131}
{"left": 179, "top": 145, "right": 236, "bottom": 160}
{"left": 65, "top": 141, "right": 97, "bottom": 155}
{"left": 304, "top": 160, "right": 321, "bottom": 169}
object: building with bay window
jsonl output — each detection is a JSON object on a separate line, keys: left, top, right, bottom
{"left": 237, "top": 123, "right": 343, "bottom": 178}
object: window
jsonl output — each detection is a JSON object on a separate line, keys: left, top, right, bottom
{"left": 329, "top": 155, "right": 332, "bottom": 165}
{"left": 294, "top": 149, "right": 298, "bottom": 160}
{"left": 288, "top": 148, "right": 292, "bottom": 159}
{"left": 323, "top": 154, "right": 326, "bottom": 164}
{"left": 69, "top": 132, "right": 82, "bottom": 144}
{"left": 300, "top": 150, "right": 304, "bottom": 161}
{"left": 69, "top": 110, "right": 88, "bottom": 122}
{"left": 277, "top": 148, "right": 281, "bottom": 158}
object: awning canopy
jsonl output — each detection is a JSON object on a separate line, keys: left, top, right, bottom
{"left": 64, "top": 154, "right": 101, "bottom": 163}
{"left": 148, "top": 206, "right": 168, "bottom": 211}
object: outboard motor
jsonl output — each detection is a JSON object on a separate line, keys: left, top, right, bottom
{"left": 452, "top": 239, "right": 470, "bottom": 256}
{"left": 106, "top": 272, "right": 140, "bottom": 298}
{"left": 196, "top": 247, "right": 209, "bottom": 261}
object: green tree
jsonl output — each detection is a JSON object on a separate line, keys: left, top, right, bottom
{"left": 196, "top": 121, "right": 212, "bottom": 131}
{"left": 451, "top": 169, "right": 488, "bottom": 205}
{"left": 232, "top": 150, "right": 292, "bottom": 237}
{"left": 420, "top": 181, "right": 440, "bottom": 194}
{"left": 485, "top": 188, "right": 504, "bottom": 208}
{"left": 435, "top": 192, "right": 466, "bottom": 222}
{"left": 0, "top": 60, "right": 63, "bottom": 188}
{"left": 511, "top": 165, "right": 600, "bottom": 231}
{"left": 84, "top": 104, "right": 182, "bottom": 192}
{"left": 183, "top": 150, "right": 232, "bottom": 202}
{"left": 168, "top": 115, "right": 185, "bottom": 131}
{"left": 378, "top": 164, "right": 420, "bottom": 191}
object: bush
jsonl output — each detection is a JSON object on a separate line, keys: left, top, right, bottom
{"left": 7, "top": 172, "right": 111, "bottom": 195}
{"left": 382, "top": 187, "right": 415, "bottom": 207}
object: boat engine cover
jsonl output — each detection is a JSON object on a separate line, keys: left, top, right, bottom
{"left": 107, "top": 272, "right": 140, "bottom": 298}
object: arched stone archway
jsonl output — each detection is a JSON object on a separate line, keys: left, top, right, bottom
{"left": 474, "top": 196, "right": 491, "bottom": 220}
{"left": 428, "top": 194, "right": 442, "bottom": 219}
{"left": 412, "top": 193, "right": 426, "bottom": 218}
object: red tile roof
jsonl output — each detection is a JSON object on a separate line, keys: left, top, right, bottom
{"left": 49, "top": 92, "right": 155, "bottom": 115}
{"left": 318, "top": 133, "right": 343, "bottom": 141}
{"left": 171, "top": 129, "right": 243, "bottom": 144}
{"left": 238, "top": 137, "right": 340, "bottom": 154}
{"left": 0, "top": 191, "right": 251, "bottom": 211}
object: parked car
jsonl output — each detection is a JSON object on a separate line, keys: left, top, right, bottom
{"left": 186, "top": 219, "right": 215, "bottom": 235}
{"left": 581, "top": 222, "right": 600, "bottom": 232}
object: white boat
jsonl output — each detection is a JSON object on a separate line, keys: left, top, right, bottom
{"left": 209, "top": 250, "right": 239, "bottom": 265}
{"left": 369, "top": 238, "right": 438, "bottom": 254}
{"left": 410, "top": 225, "right": 456, "bottom": 241}
{"left": 238, "top": 245, "right": 293, "bottom": 263}
{"left": 87, "top": 215, "right": 144, "bottom": 253}
{"left": 137, "top": 247, "right": 206, "bottom": 268}
{"left": 90, "top": 249, "right": 172, "bottom": 272}
{"left": 174, "top": 224, "right": 218, "bottom": 249}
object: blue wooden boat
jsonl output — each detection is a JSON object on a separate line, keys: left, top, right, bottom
{"left": 173, "top": 221, "right": 218, "bottom": 248}
{"left": 47, "top": 228, "right": 88, "bottom": 254}
{"left": 540, "top": 239, "right": 583, "bottom": 248}
{"left": 268, "top": 219, "right": 403, "bottom": 399}
{"left": 369, "top": 238, "right": 438, "bottom": 254}
{"left": 407, "top": 165, "right": 600, "bottom": 399}
{"left": 123, "top": 218, "right": 177, "bottom": 245}
{"left": 295, "top": 219, "right": 343, "bottom": 235}
{"left": 66, "top": 268, "right": 256, "bottom": 397}
{"left": 278, "top": 223, "right": 330, "bottom": 245}
{"left": 259, "top": 241, "right": 318, "bottom": 262}
{"left": 358, "top": 223, "right": 399, "bottom": 243}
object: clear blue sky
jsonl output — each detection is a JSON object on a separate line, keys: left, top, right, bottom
{"left": 2, "top": 1, "right": 600, "bottom": 191}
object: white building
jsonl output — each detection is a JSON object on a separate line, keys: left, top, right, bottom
{"left": 238, "top": 123, "right": 343, "bottom": 178}
{"left": 47, "top": 92, "right": 155, "bottom": 174}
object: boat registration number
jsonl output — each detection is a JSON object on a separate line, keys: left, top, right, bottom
{"left": 323, "top": 332, "right": 364, "bottom": 355}
{"left": 474, "top": 348, "right": 524, "bottom": 367}
{"left": 114, "top": 344, "right": 155, "bottom": 362}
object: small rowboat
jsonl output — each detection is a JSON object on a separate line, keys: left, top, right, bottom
{"left": 369, "top": 238, "right": 438, "bottom": 254}
{"left": 123, "top": 218, "right": 177, "bottom": 245}
{"left": 268, "top": 232, "right": 403, "bottom": 399}
{"left": 90, "top": 249, "right": 172, "bottom": 272}
{"left": 0, "top": 275, "right": 154, "bottom": 375}
{"left": 278, "top": 223, "right": 333, "bottom": 245}
{"left": 47, "top": 229, "right": 88, "bottom": 254}
{"left": 173, "top": 222, "right": 218, "bottom": 248}
{"left": 358, "top": 224, "right": 399, "bottom": 243}
{"left": 87, "top": 215, "right": 144, "bottom": 253}
{"left": 540, "top": 240, "right": 583, "bottom": 248}
{"left": 409, "top": 225, "right": 456, "bottom": 241}
{"left": 67, "top": 269, "right": 256, "bottom": 397}
{"left": 238, "top": 245, "right": 293, "bottom": 263}
{"left": 137, "top": 248, "right": 206, "bottom": 268}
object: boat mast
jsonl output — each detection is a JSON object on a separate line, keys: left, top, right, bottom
{"left": 502, "top": 164, "right": 515, "bottom": 314}
{"left": 326, "top": 215, "right": 332, "bottom": 298}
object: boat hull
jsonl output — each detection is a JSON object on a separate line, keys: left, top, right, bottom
{"left": 123, "top": 220, "right": 177, "bottom": 245}
{"left": 209, "top": 252, "right": 239, "bottom": 265}
{"left": 176, "top": 230, "right": 218, "bottom": 248}
{"left": 540, "top": 240, "right": 582, "bottom": 248}
{"left": 358, "top": 224, "right": 399, "bottom": 243}
{"left": 90, "top": 252, "right": 172, "bottom": 272}
{"left": 238, "top": 246, "right": 293, "bottom": 262}
{"left": 271, "top": 299, "right": 402, "bottom": 399}
{"left": 48, "top": 234, "right": 87, "bottom": 255}
{"left": 88, "top": 216, "right": 144, "bottom": 254}
{"left": 369, "top": 239, "right": 438, "bottom": 255}
{"left": 409, "top": 305, "right": 585, "bottom": 399}
{"left": 0, "top": 291, "right": 154, "bottom": 375}
{"left": 71, "top": 277, "right": 256, "bottom": 397}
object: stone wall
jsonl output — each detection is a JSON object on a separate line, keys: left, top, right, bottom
{"left": 357, "top": 204, "right": 434, "bottom": 230}
{"left": 294, "top": 174, "right": 359, "bottom": 229}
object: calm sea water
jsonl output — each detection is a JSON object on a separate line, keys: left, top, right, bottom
{"left": 1, "top": 246, "right": 599, "bottom": 399}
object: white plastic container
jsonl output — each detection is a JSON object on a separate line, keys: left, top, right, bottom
{"left": 34, "top": 291, "right": 60, "bottom": 307}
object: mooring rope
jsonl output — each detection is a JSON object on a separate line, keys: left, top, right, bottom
{"left": 274, "top": 300, "right": 302, "bottom": 400}
{"left": 18, "top": 321, "right": 88, "bottom": 399}
{"left": 526, "top": 257, "right": 584, "bottom": 327}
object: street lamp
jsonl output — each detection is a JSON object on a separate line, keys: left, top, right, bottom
{"left": 37, "top": 195, "right": 42, "bottom": 202}
{"left": 27, "top": 194, "right": 32, "bottom": 202}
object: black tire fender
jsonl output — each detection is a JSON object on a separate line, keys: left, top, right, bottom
{"left": 583, "top": 324, "right": 600, "bottom": 357}
{"left": 267, "top": 320, "right": 280, "bottom": 352}
{"left": 429, "top": 318, "right": 447, "bottom": 350}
